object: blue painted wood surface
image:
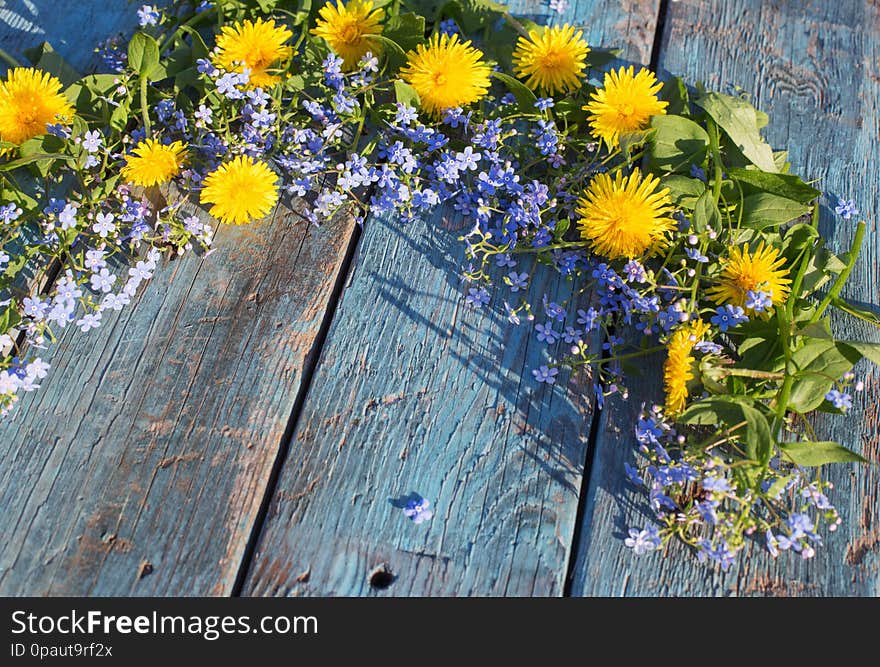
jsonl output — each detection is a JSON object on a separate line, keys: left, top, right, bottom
{"left": 241, "top": 0, "right": 660, "bottom": 597}
{"left": 2, "top": 0, "right": 877, "bottom": 596}
{"left": 570, "top": 0, "right": 880, "bottom": 596}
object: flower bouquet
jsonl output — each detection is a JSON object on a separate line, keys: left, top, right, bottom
{"left": 0, "top": 0, "right": 876, "bottom": 570}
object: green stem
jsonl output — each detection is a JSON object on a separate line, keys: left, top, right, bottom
{"left": 567, "top": 345, "right": 665, "bottom": 367}
{"left": 140, "top": 76, "right": 152, "bottom": 135}
{"left": 158, "top": 8, "right": 215, "bottom": 55}
{"left": 708, "top": 120, "right": 723, "bottom": 204}
{"left": 509, "top": 240, "right": 584, "bottom": 254}
{"left": 787, "top": 204, "right": 820, "bottom": 308}
{"left": 0, "top": 47, "right": 22, "bottom": 69}
{"left": 808, "top": 220, "right": 866, "bottom": 324}
{"left": 772, "top": 303, "right": 793, "bottom": 439}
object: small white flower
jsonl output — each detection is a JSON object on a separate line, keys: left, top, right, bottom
{"left": 93, "top": 212, "right": 116, "bottom": 238}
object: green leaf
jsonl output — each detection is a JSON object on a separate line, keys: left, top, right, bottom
{"left": 0, "top": 303, "right": 21, "bottom": 334}
{"left": 840, "top": 340, "right": 880, "bottom": 366}
{"left": 781, "top": 222, "right": 819, "bottom": 264}
{"left": 695, "top": 91, "right": 778, "bottom": 172}
{"left": 793, "top": 320, "right": 833, "bottom": 340}
{"left": 740, "top": 192, "right": 810, "bottom": 229}
{"left": 490, "top": 71, "right": 538, "bottom": 113}
{"left": 619, "top": 129, "right": 653, "bottom": 160}
{"left": 659, "top": 174, "right": 705, "bottom": 208}
{"left": 788, "top": 339, "right": 862, "bottom": 413}
{"left": 741, "top": 403, "right": 773, "bottom": 465}
{"left": 728, "top": 168, "right": 820, "bottom": 204}
{"left": 367, "top": 34, "right": 408, "bottom": 71}
{"left": 554, "top": 217, "right": 570, "bottom": 239}
{"left": 832, "top": 297, "right": 880, "bottom": 329}
{"left": 393, "top": 80, "right": 420, "bottom": 109}
{"left": 128, "top": 32, "right": 161, "bottom": 78}
{"left": 584, "top": 48, "right": 621, "bottom": 70}
{"left": 801, "top": 244, "right": 847, "bottom": 294}
{"left": 692, "top": 188, "right": 721, "bottom": 234}
{"left": 779, "top": 440, "right": 866, "bottom": 466}
{"left": 679, "top": 396, "right": 771, "bottom": 464}
{"left": 382, "top": 13, "right": 426, "bottom": 53}
{"left": 24, "top": 42, "right": 81, "bottom": 87}
{"left": 660, "top": 76, "right": 689, "bottom": 116}
{"left": 649, "top": 114, "right": 709, "bottom": 172}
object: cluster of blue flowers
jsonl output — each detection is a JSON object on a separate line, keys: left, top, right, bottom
{"left": 623, "top": 405, "right": 843, "bottom": 566}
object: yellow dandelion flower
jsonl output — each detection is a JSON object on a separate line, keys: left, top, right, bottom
{"left": 200, "top": 155, "right": 279, "bottom": 225}
{"left": 400, "top": 33, "right": 491, "bottom": 115}
{"left": 213, "top": 18, "right": 293, "bottom": 89}
{"left": 120, "top": 140, "right": 187, "bottom": 187}
{"left": 512, "top": 24, "right": 590, "bottom": 95}
{"left": 0, "top": 67, "right": 74, "bottom": 145}
{"left": 583, "top": 66, "right": 668, "bottom": 147}
{"left": 664, "top": 319, "right": 711, "bottom": 417}
{"left": 707, "top": 242, "right": 792, "bottom": 316}
{"left": 576, "top": 168, "right": 675, "bottom": 259}
{"left": 311, "top": 0, "right": 384, "bottom": 70}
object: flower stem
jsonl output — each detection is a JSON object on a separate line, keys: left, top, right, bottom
{"left": 808, "top": 220, "right": 866, "bottom": 324}
{"left": 0, "top": 47, "right": 22, "bottom": 69}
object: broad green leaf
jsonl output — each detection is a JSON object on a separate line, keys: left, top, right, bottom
{"left": 393, "top": 80, "right": 420, "bottom": 109}
{"left": 832, "top": 297, "right": 880, "bottom": 329}
{"left": 801, "top": 244, "right": 847, "bottom": 294}
{"left": 128, "top": 32, "right": 161, "bottom": 78}
{"left": 659, "top": 174, "right": 705, "bottom": 207}
{"left": 491, "top": 71, "right": 538, "bottom": 113}
{"left": 660, "top": 76, "right": 689, "bottom": 116}
{"left": 695, "top": 91, "right": 778, "bottom": 172}
{"left": 840, "top": 341, "right": 880, "bottom": 366}
{"left": 367, "top": 34, "right": 408, "bottom": 71}
{"left": 788, "top": 339, "right": 862, "bottom": 413}
{"left": 619, "top": 129, "right": 654, "bottom": 160}
{"left": 24, "top": 42, "right": 81, "bottom": 87}
{"left": 728, "top": 168, "right": 820, "bottom": 204}
{"left": 779, "top": 440, "right": 866, "bottom": 466}
{"left": 0, "top": 304, "right": 21, "bottom": 334}
{"left": 692, "top": 189, "right": 721, "bottom": 233}
{"left": 793, "top": 320, "right": 832, "bottom": 340}
{"left": 649, "top": 114, "right": 709, "bottom": 172}
{"left": 679, "top": 397, "right": 771, "bottom": 464}
{"left": 584, "top": 48, "right": 621, "bottom": 70}
{"left": 382, "top": 13, "right": 426, "bottom": 53}
{"left": 740, "top": 192, "right": 810, "bottom": 229}
{"left": 781, "top": 222, "right": 819, "bottom": 263}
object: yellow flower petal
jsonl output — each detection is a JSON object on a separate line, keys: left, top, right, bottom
{"left": 583, "top": 66, "right": 668, "bottom": 147}
{"left": 0, "top": 67, "right": 74, "bottom": 145}
{"left": 200, "top": 155, "right": 279, "bottom": 225}
{"left": 576, "top": 168, "right": 675, "bottom": 259}
{"left": 311, "top": 0, "right": 384, "bottom": 70}
{"left": 512, "top": 24, "right": 590, "bottom": 95}
{"left": 707, "top": 242, "right": 792, "bottom": 317}
{"left": 400, "top": 33, "right": 491, "bottom": 115}
{"left": 664, "top": 319, "right": 711, "bottom": 417}
{"left": 213, "top": 18, "right": 293, "bottom": 89}
{"left": 120, "top": 140, "right": 187, "bottom": 187}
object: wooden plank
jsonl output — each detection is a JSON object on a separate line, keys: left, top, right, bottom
{"left": 0, "top": 0, "right": 133, "bottom": 72}
{"left": 242, "top": 0, "right": 661, "bottom": 597}
{"left": 0, "top": 201, "right": 358, "bottom": 595}
{"left": 570, "top": 0, "right": 880, "bottom": 596}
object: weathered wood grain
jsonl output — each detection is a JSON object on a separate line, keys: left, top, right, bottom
{"left": 0, "top": 198, "right": 358, "bottom": 595}
{"left": 0, "top": 0, "right": 132, "bottom": 72}
{"left": 570, "top": 0, "right": 880, "bottom": 596}
{"left": 0, "top": 0, "right": 364, "bottom": 597}
{"left": 241, "top": 0, "right": 661, "bottom": 597}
